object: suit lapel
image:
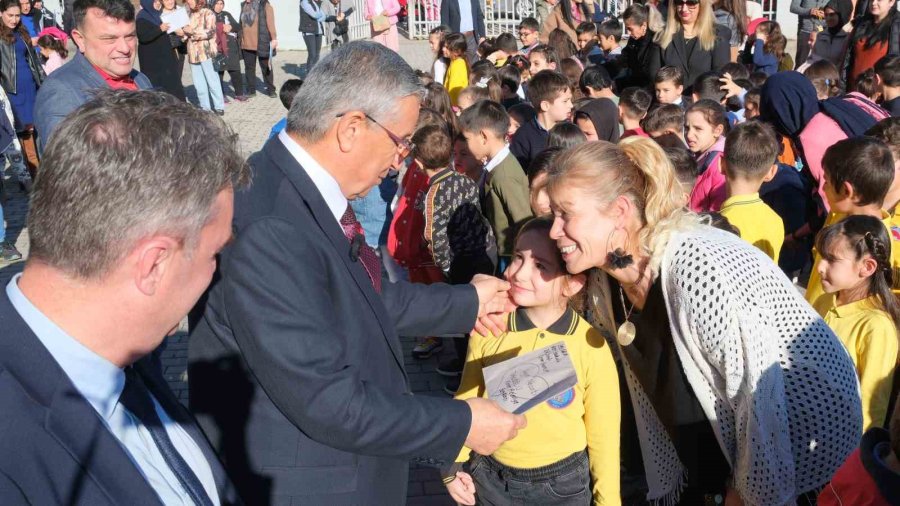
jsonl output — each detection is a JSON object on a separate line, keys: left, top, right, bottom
{"left": 260, "top": 137, "right": 408, "bottom": 375}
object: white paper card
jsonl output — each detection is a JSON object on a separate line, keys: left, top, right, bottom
{"left": 161, "top": 8, "right": 190, "bottom": 33}
{"left": 483, "top": 342, "right": 577, "bottom": 415}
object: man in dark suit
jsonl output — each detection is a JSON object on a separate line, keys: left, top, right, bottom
{"left": 188, "top": 41, "right": 526, "bottom": 506}
{"left": 440, "top": 0, "right": 485, "bottom": 60}
{"left": 0, "top": 90, "right": 247, "bottom": 505}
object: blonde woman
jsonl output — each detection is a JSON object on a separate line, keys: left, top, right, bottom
{"left": 647, "top": 0, "right": 731, "bottom": 93}
{"left": 183, "top": 0, "right": 224, "bottom": 114}
{"left": 544, "top": 138, "right": 863, "bottom": 505}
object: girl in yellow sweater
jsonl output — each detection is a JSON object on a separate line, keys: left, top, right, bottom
{"left": 442, "top": 32, "right": 469, "bottom": 108}
{"left": 817, "top": 214, "right": 900, "bottom": 431}
{"left": 444, "top": 216, "right": 621, "bottom": 505}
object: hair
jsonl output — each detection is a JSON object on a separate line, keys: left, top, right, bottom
{"left": 720, "top": 61, "right": 750, "bottom": 82}
{"left": 816, "top": 215, "right": 900, "bottom": 329}
{"left": 654, "top": 65, "right": 684, "bottom": 87}
{"left": 422, "top": 81, "right": 457, "bottom": 136}
{"left": 748, "top": 71, "right": 769, "bottom": 88}
{"left": 579, "top": 65, "right": 613, "bottom": 95}
{"left": 756, "top": 21, "right": 786, "bottom": 61}
{"left": 527, "top": 146, "right": 563, "bottom": 182}
{"left": 657, "top": 0, "right": 718, "bottom": 51}
{"left": 642, "top": 103, "right": 684, "bottom": 135}
{"left": 73, "top": 0, "right": 134, "bottom": 30}
{"left": 855, "top": 68, "right": 881, "bottom": 100}
{"left": 30, "top": 89, "right": 248, "bottom": 279}
{"left": 657, "top": 135, "right": 698, "bottom": 191}
{"left": 619, "top": 86, "right": 653, "bottom": 120}
{"left": 557, "top": 0, "right": 592, "bottom": 30}
{"left": 548, "top": 121, "right": 587, "bottom": 148}
{"left": 622, "top": 3, "right": 649, "bottom": 27}
{"left": 279, "top": 79, "right": 304, "bottom": 110}
{"left": 527, "top": 70, "right": 571, "bottom": 108}
{"left": 0, "top": 0, "right": 29, "bottom": 43}
{"left": 498, "top": 64, "right": 521, "bottom": 94}
{"left": 529, "top": 44, "right": 561, "bottom": 69}
{"left": 37, "top": 33, "right": 68, "bottom": 58}
{"left": 187, "top": 0, "right": 209, "bottom": 11}
{"left": 726, "top": 78, "right": 751, "bottom": 112}
{"left": 458, "top": 99, "right": 510, "bottom": 138}
{"left": 415, "top": 69, "right": 434, "bottom": 85}
{"left": 866, "top": 117, "right": 900, "bottom": 163}
{"left": 514, "top": 215, "right": 587, "bottom": 309}
{"left": 715, "top": 0, "right": 747, "bottom": 40}
{"left": 803, "top": 59, "right": 843, "bottom": 98}
{"left": 823, "top": 136, "right": 895, "bottom": 207}
{"left": 744, "top": 87, "right": 762, "bottom": 111}
{"left": 876, "top": 55, "right": 900, "bottom": 87}
{"left": 506, "top": 53, "right": 530, "bottom": 74}
{"left": 477, "top": 37, "right": 497, "bottom": 59}
{"left": 458, "top": 85, "right": 492, "bottom": 107}
{"left": 470, "top": 60, "right": 502, "bottom": 102}
{"left": 576, "top": 20, "right": 597, "bottom": 36}
{"left": 598, "top": 18, "right": 622, "bottom": 42}
{"left": 686, "top": 98, "right": 728, "bottom": 131}
{"left": 548, "top": 29, "right": 578, "bottom": 61}
{"left": 693, "top": 71, "right": 726, "bottom": 102}
{"left": 411, "top": 123, "right": 453, "bottom": 171}
{"left": 560, "top": 58, "right": 585, "bottom": 100}
{"left": 429, "top": 24, "right": 451, "bottom": 68}
{"left": 518, "top": 16, "right": 539, "bottom": 32}
{"left": 495, "top": 32, "right": 518, "bottom": 54}
{"left": 855, "top": 0, "right": 900, "bottom": 49}
{"left": 723, "top": 121, "right": 780, "bottom": 180}
{"left": 444, "top": 32, "right": 468, "bottom": 59}
{"left": 508, "top": 102, "right": 536, "bottom": 127}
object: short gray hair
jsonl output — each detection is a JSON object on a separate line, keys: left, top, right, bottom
{"left": 286, "top": 41, "right": 423, "bottom": 141}
{"left": 29, "top": 90, "right": 249, "bottom": 279}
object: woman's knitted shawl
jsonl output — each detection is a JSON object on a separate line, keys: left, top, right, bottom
{"left": 589, "top": 225, "right": 862, "bottom": 505}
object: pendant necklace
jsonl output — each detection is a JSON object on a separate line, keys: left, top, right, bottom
{"left": 617, "top": 286, "right": 637, "bottom": 346}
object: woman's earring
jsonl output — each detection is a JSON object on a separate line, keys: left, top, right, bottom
{"left": 606, "top": 227, "right": 634, "bottom": 270}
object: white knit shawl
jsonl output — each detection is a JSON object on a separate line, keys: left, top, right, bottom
{"left": 590, "top": 225, "right": 863, "bottom": 506}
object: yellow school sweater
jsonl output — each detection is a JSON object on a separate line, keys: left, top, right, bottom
{"left": 444, "top": 57, "right": 468, "bottom": 107}
{"left": 823, "top": 295, "right": 899, "bottom": 430}
{"left": 807, "top": 211, "right": 900, "bottom": 315}
{"left": 720, "top": 193, "right": 784, "bottom": 264}
{"left": 453, "top": 308, "right": 621, "bottom": 505}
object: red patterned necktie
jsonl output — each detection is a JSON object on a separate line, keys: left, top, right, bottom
{"left": 340, "top": 205, "right": 382, "bottom": 293}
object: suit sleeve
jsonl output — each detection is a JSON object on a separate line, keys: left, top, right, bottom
{"left": 224, "top": 218, "right": 472, "bottom": 462}
{"left": 34, "top": 80, "right": 81, "bottom": 154}
{"left": 381, "top": 280, "right": 478, "bottom": 338}
{"left": 440, "top": 0, "right": 450, "bottom": 28}
{"left": 0, "top": 470, "right": 29, "bottom": 505}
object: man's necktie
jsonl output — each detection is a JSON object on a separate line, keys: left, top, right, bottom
{"left": 340, "top": 205, "right": 382, "bottom": 293}
{"left": 119, "top": 367, "right": 215, "bottom": 506}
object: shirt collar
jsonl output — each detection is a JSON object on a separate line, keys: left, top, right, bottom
{"left": 828, "top": 295, "right": 881, "bottom": 319}
{"left": 484, "top": 144, "right": 511, "bottom": 173}
{"left": 6, "top": 274, "right": 124, "bottom": 420}
{"left": 510, "top": 307, "right": 578, "bottom": 335}
{"left": 720, "top": 192, "right": 762, "bottom": 210}
{"left": 279, "top": 130, "right": 348, "bottom": 224}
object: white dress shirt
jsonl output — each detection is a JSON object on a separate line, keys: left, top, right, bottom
{"left": 279, "top": 129, "right": 347, "bottom": 225}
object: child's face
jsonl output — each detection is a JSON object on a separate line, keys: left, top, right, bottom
{"left": 655, "top": 80, "right": 684, "bottom": 104}
{"left": 508, "top": 115, "right": 522, "bottom": 137}
{"left": 822, "top": 171, "right": 855, "bottom": 213}
{"left": 542, "top": 89, "right": 574, "bottom": 124}
{"left": 429, "top": 34, "right": 442, "bottom": 55}
{"left": 519, "top": 27, "right": 539, "bottom": 48}
{"left": 598, "top": 34, "right": 617, "bottom": 51}
{"left": 453, "top": 138, "right": 482, "bottom": 178}
{"left": 530, "top": 173, "right": 551, "bottom": 215}
{"left": 463, "top": 129, "right": 492, "bottom": 162}
{"left": 575, "top": 116, "right": 598, "bottom": 141}
{"left": 529, "top": 53, "right": 554, "bottom": 74}
{"left": 817, "top": 236, "right": 873, "bottom": 294}
{"left": 577, "top": 32, "right": 595, "bottom": 51}
{"left": 745, "top": 101, "right": 759, "bottom": 119}
{"left": 506, "top": 229, "right": 569, "bottom": 307}
{"left": 685, "top": 111, "right": 723, "bottom": 154}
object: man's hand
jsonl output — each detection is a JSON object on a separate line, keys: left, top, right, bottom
{"left": 446, "top": 471, "right": 476, "bottom": 505}
{"left": 464, "top": 398, "right": 526, "bottom": 455}
{"left": 719, "top": 72, "right": 744, "bottom": 99}
{"left": 470, "top": 274, "right": 515, "bottom": 336}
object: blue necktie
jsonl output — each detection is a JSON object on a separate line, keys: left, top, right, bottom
{"left": 119, "top": 367, "right": 214, "bottom": 506}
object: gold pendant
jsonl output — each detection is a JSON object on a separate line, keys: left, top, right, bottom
{"left": 617, "top": 321, "right": 636, "bottom": 346}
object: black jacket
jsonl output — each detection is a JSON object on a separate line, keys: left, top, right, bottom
{"left": 298, "top": 0, "right": 323, "bottom": 34}
{"left": 0, "top": 31, "right": 44, "bottom": 96}
{"left": 618, "top": 28, "right": 656, "bottom": 89}
{"left": 440, "top": 0, "right": 485, "bottom": 39}
{"left": 647, "top": 24, "right": 731, "bottom": 91}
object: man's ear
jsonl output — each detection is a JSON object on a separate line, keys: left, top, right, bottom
{"left": 131, "top": 236, "right": 180, "bottom": 297}
{"left": 71, "top": 28, "right": 86, "bottom": 52}
{"left": 334, "top": 110, "right": 367, "bottom": 154}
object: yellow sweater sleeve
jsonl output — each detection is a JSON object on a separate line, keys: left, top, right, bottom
{"left": 581, "top": 329, "right": 622, "bottom": 505}
{"left": 444, "top": 58, "right": 468, "bottom": 107}
{"left": 452, "top": 331, "right": 490, "bottom": 464}
{"left": 855, "top": 316, "right": 899, "bottom": 430}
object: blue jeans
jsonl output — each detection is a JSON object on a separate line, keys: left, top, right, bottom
{"left": 467, "top": 450, "right": 591, "bottom": 505}
{"left": 0, "top": 200, "right": 5, "bottom": 242}
{"left": 191, "top": 58, "right": 224, "bottom": 111}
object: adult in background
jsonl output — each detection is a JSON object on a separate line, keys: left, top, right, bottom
{"left": 364, "top": 0, "right": 400, "bottom": 52}
{"left": 647, "top": 0, "right": 731, "bottom": 93}
{"left": 844, "top": 0, "right": 900, "bottom": 89}
{"left": 212, "top": 0, "right": 244, "bottom": 102}
{"left": 539, "top": 0, "right": 594, "bottom": 45}
{"left": 32, "top": 0, "right": 59, "bottom": 30}
{"left": 545, "top": 137, "right": 862, "bottom": 505}
{"left": 299, "top": 0, "right": 325, "bottom": 71}
{"left": 0, "top": 89, "right": 246, "bottom": 505}
{"left": 34, "top": 0, "right": 152, "bottom": 152}
{"left": 183, "top": 0, "right": 223, "bottom": 114}
{"left": 618, "top": 3, "right": 656, "bottom": 88}
{"left": 239, "top": 0, "right": 276, "bottom": 98}
{"left": 161, "top": 0, "right": 187, "bottom": 79}
{"left": 323, "top": 0, "right": 353, "bottom": 51}
{"left": 136, "top": 0, "right": 185, "bottom": 100}
{"left": 440, "top": 0, "right": 484, "bottom": 60}
{"left": 791, "top": 0, "right": 830, "bottom": 67}
{"left": 188, "top": 41, "right": 524, "bottom": 506}
{"left": 0, "top": 0, "right": 44, "bottom": 175}
{"left": 18, "top": 0, "right": 38, "bottom": 42}
{"left": 712, "top": 0, "right": 745, "bottom": 61}
{"left": 798, "top": 0, "right": 852, "bottom": 69}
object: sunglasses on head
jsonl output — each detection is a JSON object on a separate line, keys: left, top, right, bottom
{"left": 675, "top": 0, "right": 701, "bottom": 6}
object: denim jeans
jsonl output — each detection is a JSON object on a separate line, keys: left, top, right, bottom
{"left": 468, "top": 451, "right": 591, "bottom": 506}
{"left": 191, "top": 58, "right": 225, "bottom": 111}
{"left": 0, "top": 199, "right": 5, "bottom": 242}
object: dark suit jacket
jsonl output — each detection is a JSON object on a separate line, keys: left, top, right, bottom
{"left": 647, "top": 25, "right": 732, "bottom": 92}
{"left": 440, "top": 0, "right": 485, "bottom": 39}
{"left": 188, "top": 137, "right": 476, "bottom": 506}
{"left": 0, "top": 291, "right": 241, "bottom": 505}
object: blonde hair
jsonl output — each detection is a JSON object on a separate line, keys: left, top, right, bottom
{"left": 655, "top": 0, "right": 718, "bottom": 51}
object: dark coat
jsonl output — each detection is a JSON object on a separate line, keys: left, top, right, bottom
{"left": 0, "top": 31, "right": 44, "bottom": 95}
{"left": 215, "top": 10, "right": 242, "bottom": 72}
{"left": 618, "top": 28, "right": 656, "bottom": 89}
{"left": 440, "top": 0, "right": 486, "bottom": 39}
{"left": 256, "top": 0, "right": 274, "bottom": 56}
{"left": 647, "top": 24, "right": 732, "bottom": 91}
{"left": 188, "top": 137, "right": 476, "bottom": 506}
{"left": 0, "top": 291, "right": 242, "bottom": 505}
{"left": 136, "top": 18, "right": 187, "bottom": 101}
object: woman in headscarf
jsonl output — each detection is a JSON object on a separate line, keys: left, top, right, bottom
{"left": 800, "top": 0, "right": 852, "bottom": 69}
{"left": 240, "top": 0, "right": 277, "bottom": 98}
{"left": 573, "top": 97, "right": 620, "bottom": 142}
{"left": 212, "top": 0, "right": 245, "bottom": 102}
{"left": 844, "top": 0, "right": 900, "bottom": 88}
{"left": 136, "top": 0, "right": 186, "bottom": 100}
{"left": 161, "top": 0, "right": 188, "bottom": 77}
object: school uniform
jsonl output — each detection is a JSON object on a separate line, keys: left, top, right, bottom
{"left": 481, "top": 145, "right": 533, "bottom": 260}
{"left": 720, "top": 193, "right": 785, "bottom": 264}
{"left": 444, "top": 57, "right": 468, "bottom": 106}
{"left": 688, "top": 137, "right": 726, "bottom": 212}
{"left": 510, "top": 117, "right": 549, "bottom": 172}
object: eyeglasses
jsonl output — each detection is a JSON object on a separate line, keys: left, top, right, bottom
{"left": 336, "top": 112, "right": 415, "bottom": 158}
{"left": 518, "top": 30, "right": 535, "bottom": 38}
{"left": 674, "top": 0, "right": 700, "bottom": 6}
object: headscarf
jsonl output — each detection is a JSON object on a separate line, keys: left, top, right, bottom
{"left": 574, "top": 98, "right": 620, "bottom": 143}
{"left": 241, "top": 0, "right": 260, "bottom": 26}
{"left": 759, "top": 71, "right": 820, "bottom": 137}
{"left": 825, "top": 0, "right": 852, "bottom": 35}
{"left": 137, "top": 0, "right": 163, "bottom": 26}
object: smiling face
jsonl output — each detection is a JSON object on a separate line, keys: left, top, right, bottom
{"left": 72, "top": 7, "right": 137, "bottom": 78}
{"left": 685, "top": 110, "right": 722, "bottom": 154}
{"left": 676, "top": 0, "right": 700, "bottom": 25}
{"left": 506, "top": 229, "right": 570, "bottom": 308}
{"left": 870, "top": 0, "right": 896, "bottom": 21}
{"left": 549, "top": 185, "right": 619, "bottom": 274}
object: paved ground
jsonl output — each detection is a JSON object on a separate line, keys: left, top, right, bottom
{"left": 0, "top": 38, "right": 457, "bottom": 505}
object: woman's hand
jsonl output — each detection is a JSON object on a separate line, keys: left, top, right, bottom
{"left": 160, "top": 22, "right": 170, "bottom": 32}
{"left": 446, "top": 472, "right": 476, "bottom": 506}
{"left": 175, "top": 28, "right": 185, "bottom": 36}
{"left": 381, "top": 9, "right": 389, "bottom": 15}
{"left": 182, "top": 25, "right": 193, "bottom": 35}
{"left": 223, "top": 23, "right": 232, "bottom": 32}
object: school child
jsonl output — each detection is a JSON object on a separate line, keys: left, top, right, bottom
{"left": 489, "top": 32, "right": 519, "bottom": 67}
{"left": 752, "top": 21, "right": 791, "bottom": 75}
{"left": 653, "top": 65, "right": 685, "bottom": 107}
{"left": 575, "top": 21, "right": 603, "bottom": 65}
{"left": 548, "top": 121, "right": 587, "bottom": 148}
{"left": 597, "top": 18, "right": 623, "bottom": 61}
{"left": 507, "top": 102, "right": 536, "bottom": 138}
{"left": 686, "top": 99, "right": 728, "bottom": 212}
{"left": 459, "top": 100, "right": 534, "bottom": 273}
{"left": 578, "top": 65, "right": 617, "bottom": 103}
{"left": 743, "top": 87, "right": 761, "bottom": 119}
{"left": 36, "top": 31, "right": 67, "bottom": 75}
{"left": 526, "top": 147, "right": 562, "bottom": 215}
{"left": 269, "top": 79, "right": 304, "bottom": 139}
{"left": 527, "top": 44, "right": 560, "bottom": 74}
{"left": 518, "top": 17, "right": 541, "bottom": 56}
{"left": 499, "top": 65, "right": 524, "bottom": 109}
{"left": 443, "top": 216, "right": 620, "bottom": 506}
{"left": 876, "top": 55, "right": 900, "bottom": 117}
{"left": 692, "top": 71, "right": 740, "bottom": 126}
{"left": 655, "top": 133, "right": 697, "bottom": 202}
{"left": 618, "top": 86, "right": 651, "bottom": 138}
{"left": 510, "top": 70, "right": 573, "bottom": 169}
{"left": 443, "top": 32, "right": 470, "bottom": 106}
{"left": 456, "top": 86, "right": 492, "bottom": 111}
{"left": 866, "top": 117, "right": 900, "bottom": 217}
{"left": 428, "top": 25, "right": 451, "bottom": 84}
{"left": 806, "top": 137, "right": 900, "bottom": 315}
{"left": 642, "top": 103, "right": 685, "bottom": 141}
{"left": 719, "top": 121, "right": 785, "bottom": 263}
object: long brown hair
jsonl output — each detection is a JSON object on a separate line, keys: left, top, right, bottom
{"left": 0, "top": 0, "right": 30, "bottom": 45}
{"left": 758, "top": 21, "right": 785, "bottom": 61}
